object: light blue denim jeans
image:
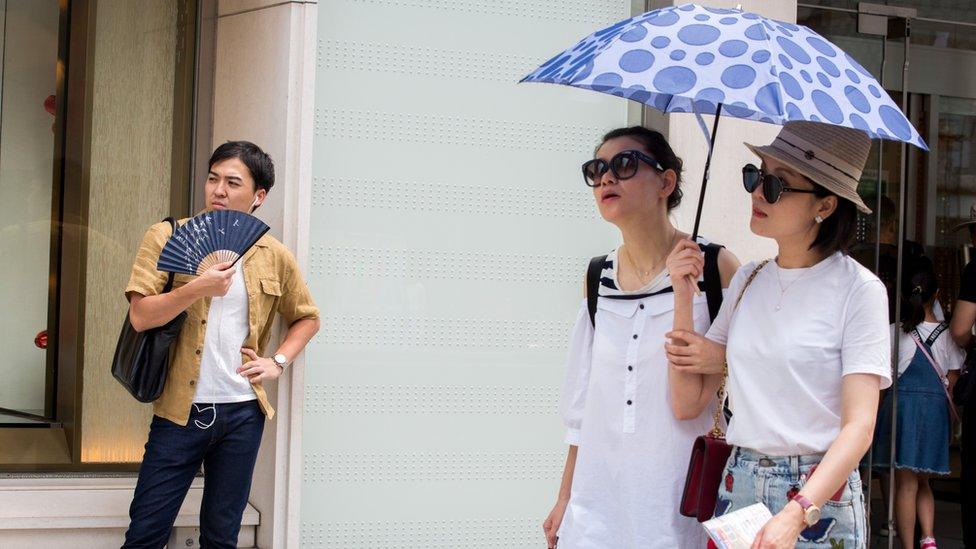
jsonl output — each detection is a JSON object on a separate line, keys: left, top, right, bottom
{"left": 713, "top": 447, "right": 867, "bottom": 548}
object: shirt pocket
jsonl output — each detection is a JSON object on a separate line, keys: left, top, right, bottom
{"left": 261, "top": 278, "right": 281, "bottom": 296}
{"left": 259, "top": 278, "right": 282, "bottom": 320}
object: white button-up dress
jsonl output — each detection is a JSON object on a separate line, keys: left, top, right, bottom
{"left": 557, "top": 247, "right": 716, "bottom": 548}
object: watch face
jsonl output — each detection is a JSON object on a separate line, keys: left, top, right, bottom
{"left": 274, "top": 354, "right": 287, "bottom": 365}
{"left": 806, "top": 507, "right": 822, "bottom": 526}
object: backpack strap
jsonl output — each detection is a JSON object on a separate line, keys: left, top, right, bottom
{"left": 586, "top": 255, "right": 608, "bottom": 328}
{"left": 910, "top": 328, "right": 960, "bottom": 422}
{"left": 161, "top": 217, "right": 178, "bottom": 294}
{"left": 700, "top": 242, "right": 724, "bottom": 322}
{"left": 587, "top": 244, "right": 724, "bottom": 327}
{"left": 925, "top": 322, "right": 949, "bottom": 347}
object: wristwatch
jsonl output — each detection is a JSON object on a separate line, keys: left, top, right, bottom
{"left": 791, "top": 494, "right": 822, "bottom": 527}
{"left": 273, "top": 353, "right": 288, "bottom": 369}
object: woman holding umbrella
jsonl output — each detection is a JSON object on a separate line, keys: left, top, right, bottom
{"left": 543, "top": 125, "right": 740, "bottom": 548}
{"left": 666, "top": 121, "right": 891, "bottom": 548}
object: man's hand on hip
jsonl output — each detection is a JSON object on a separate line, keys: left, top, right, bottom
{"left": 238, "top": 347, "right": 283, "bottom": 383}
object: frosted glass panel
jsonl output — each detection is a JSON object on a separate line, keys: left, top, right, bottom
{"left": 302, "top": 1, "right": 631, "bottom": 546}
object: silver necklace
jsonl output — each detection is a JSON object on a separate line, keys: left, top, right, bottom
{"left": 773, "top": 260, "right": 816, "bottom": 311}
{"left": 623, "top": 231, "right": 677, "bottom": 286}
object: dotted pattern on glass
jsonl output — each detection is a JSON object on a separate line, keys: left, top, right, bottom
{"left": 301, "top": 518, "right": 539, "bottom": 548}
{"left": 312, "top": 178, "right": 598, "bottom": 219}
{"left": 318, "top": 40, "right": 539, "bottom": 83}
{"left": 315, "top": 108, "right": 602, "bottom": 153}
{"left": 318, "top": 316, "right": 571, "bottom": 349}
{"left": 308, "top": 246, "right": 588, "bottom": 283}
{"left": 305, "top": 384, "right": 559, "bottom": 415}
{"left": 303, "top": 451, "right": 565, "bottom": 482}
{"left": 340, "top": 0, "right": 620, "bottom": 26}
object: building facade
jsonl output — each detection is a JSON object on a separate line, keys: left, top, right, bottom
{"left": 1, "top": 0, "right": 973, "bottom": 547}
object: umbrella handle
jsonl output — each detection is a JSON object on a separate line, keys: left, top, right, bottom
{"left": 687, "top": 104, "right": 723, "bottom": 297}
{"left": 691, "top": 103, "right": 723, "bottom": 241}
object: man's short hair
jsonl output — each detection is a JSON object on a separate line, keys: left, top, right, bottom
{"left": 209, "top": 141, "right": 275, "bottom": 193}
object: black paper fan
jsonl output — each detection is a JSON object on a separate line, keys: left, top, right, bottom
{"left": 156, "top": 210, "right": 270, "bottom": 275}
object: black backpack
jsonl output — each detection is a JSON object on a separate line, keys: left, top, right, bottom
{"left": 585, "top": 242, "right": 725, "bottom": 327}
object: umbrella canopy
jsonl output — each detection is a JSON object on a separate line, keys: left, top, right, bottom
{"left": 521, "top": 3, "right": 928, "bottom": 151}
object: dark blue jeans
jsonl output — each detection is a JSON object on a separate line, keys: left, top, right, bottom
{"left": 122, "top": 401, "right": 264, "bottom": 549}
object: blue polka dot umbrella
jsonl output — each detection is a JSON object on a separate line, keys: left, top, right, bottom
{"left": 520, "top": 3, "right": 927, "bottom": 236}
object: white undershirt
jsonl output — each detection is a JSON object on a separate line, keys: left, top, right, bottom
{"left": 193, "top": 266, "right": 256, "bottom": 403}
{"left": 706, "top": 253, "right": 892, "bottom": 456}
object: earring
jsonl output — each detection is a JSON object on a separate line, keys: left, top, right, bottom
{"left": 815, "top": 215, "right": 824, "bottom": 224}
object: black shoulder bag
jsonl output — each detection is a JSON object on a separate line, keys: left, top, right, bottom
{"left": 111, "top": 217, "right": 188, "bottom": 402}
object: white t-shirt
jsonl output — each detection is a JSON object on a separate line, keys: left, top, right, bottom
{"left": 706, "top": 253, "right": 892, "bottom": 456}
{"left": 193, "top": 266, "right": 256, "bottom": 403}
{"left": 893, "top": 321, "right": 964, "bottom": 377}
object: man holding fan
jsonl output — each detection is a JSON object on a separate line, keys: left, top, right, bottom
{"left": 121, "top": 141, "right": 320, "bottom": 548}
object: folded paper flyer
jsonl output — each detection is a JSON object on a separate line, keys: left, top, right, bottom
{"left": 702, "top": 503, "right": 773, "bottom": 549}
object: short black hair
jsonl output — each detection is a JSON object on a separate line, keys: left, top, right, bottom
{"left": 809, "top": 184, "right": 858, "bottom": 256}
{"left": 598, "top": 126, "right": 684, "bottom": 211}
{"left": 209, "top": 141, "right": 275, "bottom": 193}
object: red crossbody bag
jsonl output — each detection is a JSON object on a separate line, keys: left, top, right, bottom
{"left": 679, "top": 260, "right": 769, "bottom": 522}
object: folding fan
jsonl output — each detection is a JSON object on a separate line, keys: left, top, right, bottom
{"left": 156, "top": 209, "right": 270, "bottom": 275}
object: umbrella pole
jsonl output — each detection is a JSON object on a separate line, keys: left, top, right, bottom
{"left": 692, "top": 103, "right": 723, "bottom": 241}
{"left": 887, "top": 17, "right": 911, "bottom": 549}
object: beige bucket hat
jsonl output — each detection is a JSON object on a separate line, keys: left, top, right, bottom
{"left": 745, "top": 120, "right": 873, "bottom": 214}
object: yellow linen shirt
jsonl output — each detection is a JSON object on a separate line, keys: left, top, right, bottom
{"left": 124, "top": 218, "right": 319, "bottom": 426}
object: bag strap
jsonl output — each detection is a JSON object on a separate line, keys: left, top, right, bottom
{"left": 910, "top": 328, "right": 961, "bottom": 422}
{"left": 710, "top": 259, "right": 771, "bottom": 437}
{"left": 701, "top": 243, "right": 724, "bottom": 322}
{"left": 925, "top": 322, "right": 949, "bottom": 346}
{"left": 161, "top": 217, "right": 178, "bottom": 294}
{"left": 586, "top": 255, "right": 608, "bottom": 328}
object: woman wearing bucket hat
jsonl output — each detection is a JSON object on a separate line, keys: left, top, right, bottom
{"left": 665, "top": 121, "right": 891, "bottom": 548}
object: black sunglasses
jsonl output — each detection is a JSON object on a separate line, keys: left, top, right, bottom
{"left": 582, "top": 150, "right": 665, "bottom": 188}
{"left": 742, "top": 164, "right": 822, "bottom": 204}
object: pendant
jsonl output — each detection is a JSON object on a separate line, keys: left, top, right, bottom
{"left": 774, "top": 304, "right": 782, "bottom": 311}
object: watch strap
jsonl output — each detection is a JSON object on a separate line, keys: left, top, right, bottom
{"left": 791, "top": 494, "right": 820, "bottom": 526}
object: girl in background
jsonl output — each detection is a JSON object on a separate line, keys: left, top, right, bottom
{"left": 872, "top": 256, "right": 963, "bottom": 549}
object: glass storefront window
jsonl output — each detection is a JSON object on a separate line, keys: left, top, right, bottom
{"left": 800, "top": 3, "right": 976, "bottom": 544}
{"left": 0, "top": 0, "right": 198, "bottom": 468}
{"left": 935, "top": 97, "right": 976, "bottom": 306}
{"left": 800, "top": 0, "right": 976, "bottom": 26}
{"left": 0, "top": 1, "right": 60, "bottom": 425}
